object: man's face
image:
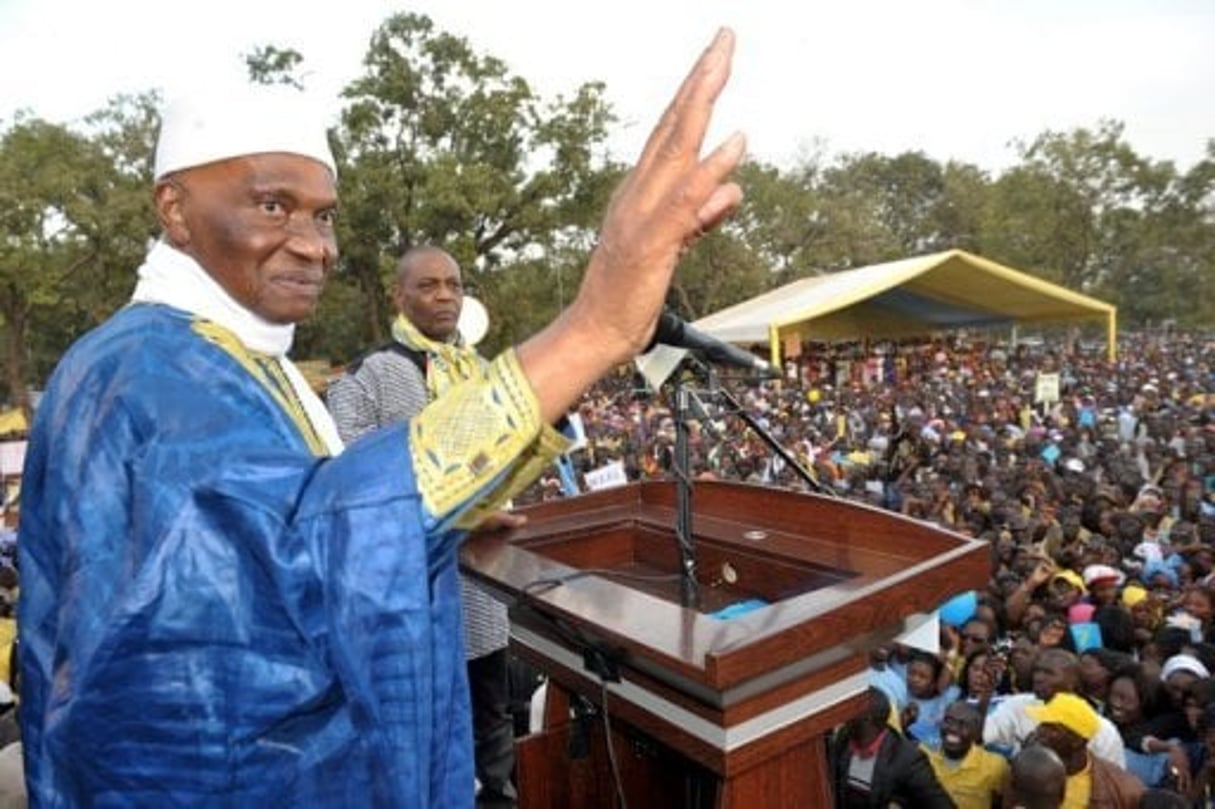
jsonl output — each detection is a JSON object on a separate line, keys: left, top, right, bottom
{"left": 961, "top": 620, "right": 992, "bottom": 658}
{"left": 161, "top": 153, "right": 338, "bottom": 324}
{"left": 940, "top": 703, "right": 977, "bottom": 759}
{"left": 1032, "top": 654, "right": 1074, "bottom": 701}
{"left": 906, "top": 659, "right": 937, "bottom": 699}
{"left": 394, "top": 251, "right": 463, "bottom": 341}
{"left": 1091, "top": 581, "right": 1119, "bottom": 606}
{"left": 1032, "top": 721, "right": 1083, "bottom": 758}
{"left": 1048, "top": 579, "right": 1081, "bottom": 610}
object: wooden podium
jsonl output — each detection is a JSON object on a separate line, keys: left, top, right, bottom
{"left": 460, "top": 480, "right": 988, "bottom": 808}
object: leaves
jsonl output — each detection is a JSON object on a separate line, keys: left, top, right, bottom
{"left": 1, "top": 11, "right": 1212, "bottom": 406}
{"left": 329, "top": 12, "right": 617, "bottom": 352}
{"left": 0, "top": 102, "right": 155, "bottom": 404}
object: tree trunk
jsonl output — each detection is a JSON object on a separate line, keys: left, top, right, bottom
{"left": 2, "top": 303, "right": 28, "bottom": 410}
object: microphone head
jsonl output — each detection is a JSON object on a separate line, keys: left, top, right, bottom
{"left": 753, "top": 360, "right": 782, "bottom": 380}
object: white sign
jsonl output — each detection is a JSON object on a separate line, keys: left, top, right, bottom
{"left": 583, "top": 460, "right": 628, "bottom": 491}
{"left": 1035, "top": 373, "right": 1061, "bottom": 405}
{"left": 634, "top": 344, "right": 687, "bottom": 391}
{"left": 0, "top": 441, "right": 26, "bottom": 477}
{"left": 565, "top": 412, "right": 587, "bottom": 453}
{"left": 895, "top": 611, "right": 940, "bottom": 655}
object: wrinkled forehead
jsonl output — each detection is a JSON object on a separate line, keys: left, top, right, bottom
{"left": 400, "top": 250, "right": 461, "bottom": 284}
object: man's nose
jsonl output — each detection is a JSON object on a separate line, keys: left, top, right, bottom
{"left": 286, "top": 215, "right": 337, "bottom": 265}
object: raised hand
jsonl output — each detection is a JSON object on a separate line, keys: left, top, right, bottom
{"left": 518, "top": 29, "right": 746, "bottom": 423}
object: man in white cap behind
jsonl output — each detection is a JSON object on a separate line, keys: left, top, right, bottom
{"left": 18, "top": 28, "right": 745, "bottom": 806}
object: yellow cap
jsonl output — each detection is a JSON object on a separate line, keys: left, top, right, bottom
{"left": 1051, "top": 569, "right": 1087, "bottom": 594}
{"left": 1026, "top": 693, "right": 1100, "bottom": 741}
{"left": 1122, "top": 584, "right": 1148, "bottom": 608}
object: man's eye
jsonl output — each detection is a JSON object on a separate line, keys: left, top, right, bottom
{"left": 318, "top": 209, "right": 338, "bottom": 226}
{"left": 260, "top": 199, "right": 284, "bottom": 215}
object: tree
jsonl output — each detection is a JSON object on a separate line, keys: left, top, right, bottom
{"left": 0, "top": 100, "right": 156, "bottom": 406}
{"left": 984, "top": 120, "right": 1151, "bottom": 293}
{"left": 730, "top": 159, "right": 833, "bottom": 283}
{"left": 977, "top": 120, "right": 1215, "bottom": 327}
{"left": 819, "top": 151, "right": 951, "bottom": 258}
{"left": 292, "top": 12, "right": 617, "bottom": 362}
{"left": 1099, "top": 143, "right": 1215, "bottom": 326}
{"left": 245, "top": 45, "right": 307, "bottom": 90}
{"left": 667, "top": 228, "right": 770, "bottom": 322}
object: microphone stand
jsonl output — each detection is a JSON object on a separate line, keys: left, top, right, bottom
{"left": 711, "top": 382, "right": 831, "bottom": 496}
{"left": 671, "top": 368, "right": 700, "bottom": 610}
{"left": 666, "top": 355, "right": 838, "bottom": 611}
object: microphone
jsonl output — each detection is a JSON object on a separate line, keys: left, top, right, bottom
{"left": 647, "top": 311, "right": 777, "bottom": 376}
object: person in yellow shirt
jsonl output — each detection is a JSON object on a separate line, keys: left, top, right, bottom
{"left": 925, "top": 701, "right": 1007, "bottom": 809}
{"left": 1024, "top": 693, "right": 1145, "bottom": 808}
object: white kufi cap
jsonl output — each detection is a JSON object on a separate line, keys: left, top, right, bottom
{"left": 154, "top": 86, "right": 336, "bottom": 180}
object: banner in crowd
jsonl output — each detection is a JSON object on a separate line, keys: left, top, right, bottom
{"left": 584, "top": 460, "right": 628, "bottom": 491}
{"left": 0, "top": 441, "right": 26, "bottom": 477}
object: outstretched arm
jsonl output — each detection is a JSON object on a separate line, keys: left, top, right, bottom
{"left": 409, "top": 29, "right": 746, "bottom": 530}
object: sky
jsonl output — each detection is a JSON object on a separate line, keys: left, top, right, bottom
{"left": 1, "top": 0, "right": 1213, "bottom": 173}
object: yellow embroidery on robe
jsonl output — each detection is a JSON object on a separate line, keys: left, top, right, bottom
{"left": 411, "top": 350, "right": 570, "bottom": 528}
{"left": 190, "top": 319, "right": 328, "bottom": 457}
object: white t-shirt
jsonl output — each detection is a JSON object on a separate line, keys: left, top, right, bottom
{"left": 982, "top": 692, "right": 1125, "bottom": 767}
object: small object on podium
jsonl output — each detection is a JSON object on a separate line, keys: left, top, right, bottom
{"left": 707, "top": 598, "right": 767, "bottom": 621}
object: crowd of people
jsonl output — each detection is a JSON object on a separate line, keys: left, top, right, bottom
{"left": 1, "top": 22, "right": 1210, "bottom": 801}
{"left": 524, "top": 329, "right": 1215, "bottom": 806}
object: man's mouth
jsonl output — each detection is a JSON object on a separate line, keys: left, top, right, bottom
{"left": 275, "top": 275, "right": 324, "bottom": 293}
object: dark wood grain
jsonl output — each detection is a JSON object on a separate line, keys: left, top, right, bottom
{"left": 463, "top": 480, "right": 988, "bottom": 808}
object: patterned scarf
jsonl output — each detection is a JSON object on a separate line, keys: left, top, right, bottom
{"left": 391, "top": 314, "right": 485, "bottom": 398}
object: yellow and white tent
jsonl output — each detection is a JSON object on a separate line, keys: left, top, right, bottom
{"left": 0, "top": 408, "right": 27, "bottom": 437}
{"left": 693, "top": 249, "right": 1117, "bottom": 365}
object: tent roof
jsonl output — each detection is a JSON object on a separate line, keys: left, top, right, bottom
{"left": 694, "top": 249, "right": 1116, "bottom": 345}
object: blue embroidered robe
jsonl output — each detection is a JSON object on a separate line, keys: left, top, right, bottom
{"left": 19, "top": 305, "right": 474, "bottom": 806}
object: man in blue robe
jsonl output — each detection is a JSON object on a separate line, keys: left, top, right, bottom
{"left": 18, "top": 28, "right": 746, "bottom": 807}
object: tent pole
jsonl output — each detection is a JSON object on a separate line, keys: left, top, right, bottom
{"left": 768, "top": 324, "right": 781, "bottom": 370}
{"left": 1108, "top": 311, "right": 1117, "bottom": 361}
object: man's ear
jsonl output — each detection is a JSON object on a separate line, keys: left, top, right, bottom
{"left": 389, "top": 279, "right": 406, "bottom": 314}
{"left": 154, "top": 179, "right": 190, "bottom": 247}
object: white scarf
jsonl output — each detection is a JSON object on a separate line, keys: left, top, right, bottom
{"left": 131, "top": 240, "right": 344, "bottom": 455}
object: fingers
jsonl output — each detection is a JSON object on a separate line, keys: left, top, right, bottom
{"left": 635, "top": 28, "right": 735, "bottom": 179}
{"left": 478, "top": 511, "right": 528, "bottom": 532}
{"left": 514, "top": 29, "right": 744, "bottom": 421}
{"left": 693, "top": 132, "right": 747, "bottom": 227}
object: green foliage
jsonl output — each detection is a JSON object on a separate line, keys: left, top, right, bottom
{"left": 0, "top": 97, "right": 156, "bottom": 405}
{"left": 2, "top": 11, "right": 1212, "bottom": 401}
{"left": 978, "top": 121, "right": 1215, "bottom": 323}
{"left": 245, "top": 46, "right": 307, "bottom": 89}
{"left": 326, "top": 12, "right": 617, "bottom": 359}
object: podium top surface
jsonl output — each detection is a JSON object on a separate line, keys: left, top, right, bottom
{"left": 462, "top": 480, "right": 988, "bottom": 694}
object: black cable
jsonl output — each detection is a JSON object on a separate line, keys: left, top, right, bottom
{"left": 522, "top": 567, "right": 683, "bottom": 596}
{"left": 515, "top": 574, "right": 639, "bottom": 806}
{"left": 600, "top": 677, "right": 628, "bottom": 809}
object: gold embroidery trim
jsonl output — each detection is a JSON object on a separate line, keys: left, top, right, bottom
{"left": 191, "top": 319, "right": 328, "bottom": 457}
{"left": 411, "top": 349, "right": 570, "bottom": 523}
